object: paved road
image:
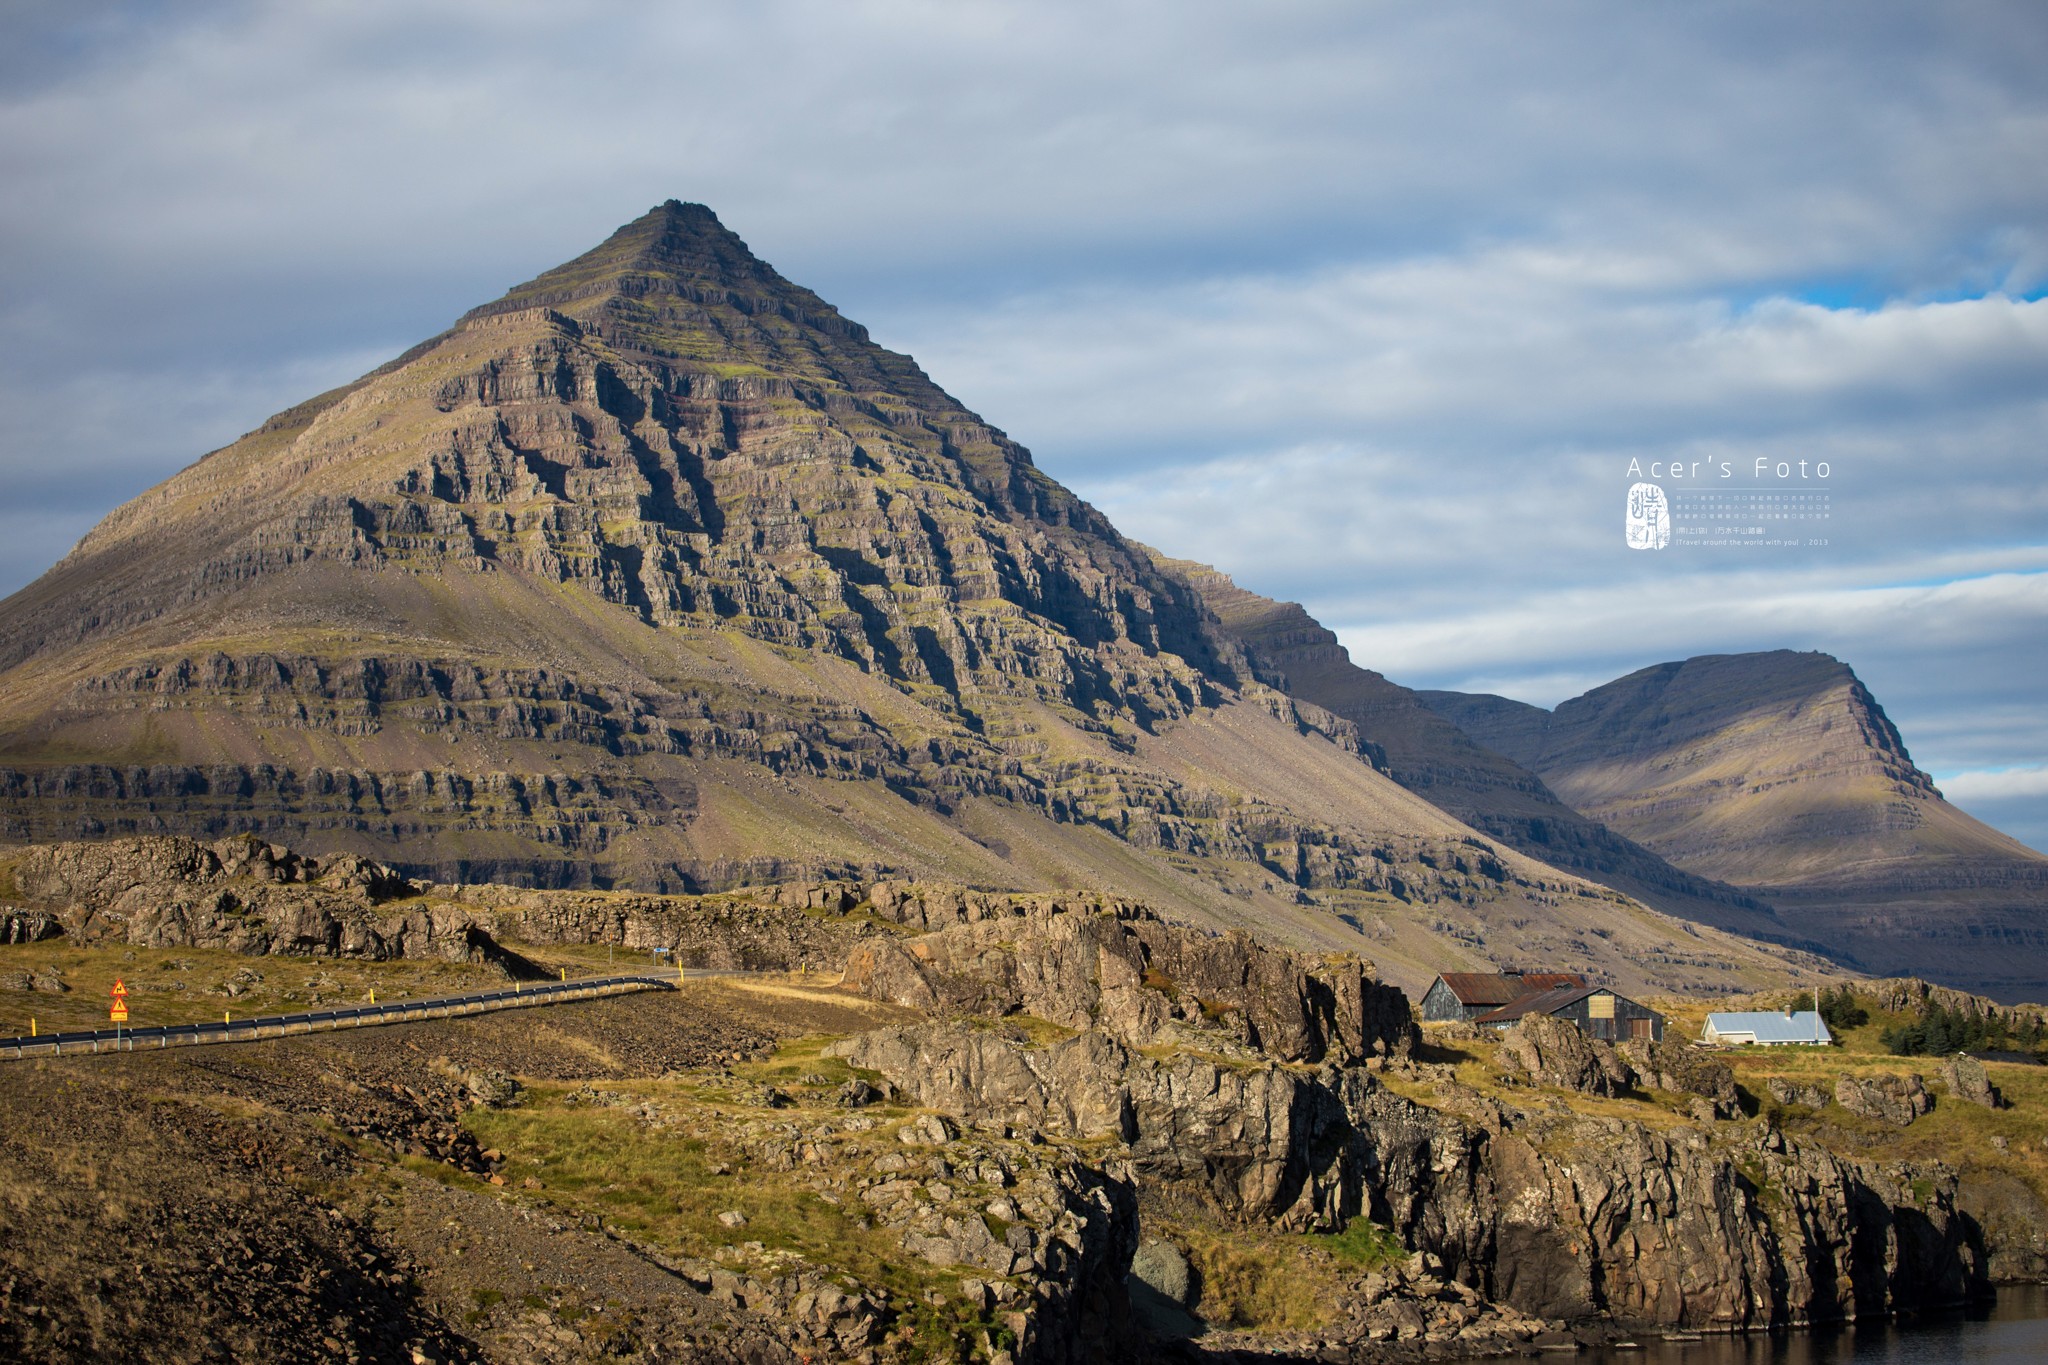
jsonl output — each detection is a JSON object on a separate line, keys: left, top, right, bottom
{"left": 0, "top": 968, "right": 719, "bottom": 1060}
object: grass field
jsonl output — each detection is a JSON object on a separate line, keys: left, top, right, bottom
{"left": 0, "top": 940, "right": 516, "bottom": 1036}
{"left": 460, "top": 1035, "right": 1033, "bottom": 1359}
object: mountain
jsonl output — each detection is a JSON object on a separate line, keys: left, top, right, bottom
{"left": 1148, "top": 557, "right": 1833, "bottom": 953}
{"left": 1423, "top": 651, "right": 2048, "bottom": 1000}
{"left": 0, "top": 201, "right": 1812, "bottom": 995}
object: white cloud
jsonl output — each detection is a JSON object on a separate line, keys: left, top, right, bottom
{"left": 1329, "top": 571, "right": 2048, "bottom": 684}
{"left": 1939, "top": 767, "right": 2048, "bottom": 804}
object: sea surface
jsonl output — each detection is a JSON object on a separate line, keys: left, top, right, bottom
{"left": 1561, "top": 1286, "right": 2048, "bottom": 1364}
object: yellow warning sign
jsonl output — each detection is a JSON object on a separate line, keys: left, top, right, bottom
{"left": 111, "top": 978, "right": 130, "bottom": 1023}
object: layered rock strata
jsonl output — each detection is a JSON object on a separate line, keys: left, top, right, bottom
{"left": 0, "top": 202, "right": 1821, "bottom": 998}
{"left": 1158, "top": 556, "right": 1811, "bottom": 952}
{"left": 1424, "top": 652, "right": 2048, "bottom": 999}
{"left": 834, "top": 1017, "right": 1986, "bottom": 1333}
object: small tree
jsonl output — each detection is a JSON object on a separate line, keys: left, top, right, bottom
{"left": 1818, "top": 985, "right": 1868, "bottom": 1032}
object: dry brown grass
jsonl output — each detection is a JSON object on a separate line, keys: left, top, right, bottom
{"left": 0, "top": 940, "right": 513, "bottom": 1036}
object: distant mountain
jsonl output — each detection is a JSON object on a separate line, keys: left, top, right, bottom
{"left": 0, "top": 201, "right": 1811, "bottom": 996}
{"left": 1424, "top": 651, "right": 2048, "bottom": 1000}
{"left": 1152, "top": 559, "right": 1834, "bottom": 953}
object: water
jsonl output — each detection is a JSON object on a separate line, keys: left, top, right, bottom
{"left": 1563, "top": 1286, "right": 2048, "bottom": 1364}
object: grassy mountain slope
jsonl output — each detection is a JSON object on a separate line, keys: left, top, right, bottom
{"left": 1150, "top": 555, "right": 1830, "bottom": 954}
{"left": 1424, "top": 652, "right": 2048, "bottom": 1000}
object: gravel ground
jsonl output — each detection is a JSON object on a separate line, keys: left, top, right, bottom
{"left": 0, "top": 983, "right": 889, "bottom": 1364}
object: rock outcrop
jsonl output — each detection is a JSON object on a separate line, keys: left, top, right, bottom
{"left": 1768, "top": 1078, "right": 1834, "bottom": 1110}
{"left": 1620, "top": 1035, "right": 1741, "bottom": 1119}
{"left": 1497, "top": 1016, "right": 1633, "bottom": 1097}
{"left": 1834, "top": 1073, "right": 1933, "bottom": 1127}
{"left": 831, "top": 1016, "right": 1987, "bottom": 1334}
{"left": 4, "top": 834, "right": 514, "bottom": 964}
{"left": 838, "top": 884, "right": 1417, "bottom": 1065}
{"left": 564, "top": 1061, "right": 1141, "bottom": 1363}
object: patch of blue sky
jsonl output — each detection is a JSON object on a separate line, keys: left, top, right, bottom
{"left": 1875, "top": 563, "right": 2048, "bottom": 593}
{"left": 1725, "top": 275, "right": 2047, "bottom": 315}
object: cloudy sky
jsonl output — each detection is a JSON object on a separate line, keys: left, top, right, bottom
{"left": 3, "top": 1, "right": 2045, "bottom": 848}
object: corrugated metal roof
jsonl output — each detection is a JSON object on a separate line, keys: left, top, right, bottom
{"left": 1435, "top": 973, "right": 1523, "bottom": 1006}
{"left": 1434, "top": 971, "right": 1589, "bottom": 1006}
{"left": 1472, "top": 985, "right": 1603, "bottom": 1024}
{"left": 1516, "top": 972, "right": 1592, "bottom": 993}
{"left": 1703, "top": 1011, "right": 1833, "bottom": 1045}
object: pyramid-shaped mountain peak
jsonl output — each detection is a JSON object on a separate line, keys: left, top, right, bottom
{"left": 0, "top": 201, "right": 1836, "bottom": 997}
{"left": 463, "top": 199, "right": 826, "bottom": 332}
{"left": 2, "top": 199, "right": 1248, "bottom": 753}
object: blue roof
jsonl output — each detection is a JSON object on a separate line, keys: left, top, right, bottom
{"left": 1704, "top": 1011, "right": 1832, "bottom": 1044}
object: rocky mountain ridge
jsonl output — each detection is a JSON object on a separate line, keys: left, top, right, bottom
{"left": 1424, "top": 651, "right": 2048, "bottom": 1000}
{"left": 1155, "top": 555, "right": 1827, "bottom": 954}
{"left": 0, "top": 203, "right": 1814, "bottom": 996}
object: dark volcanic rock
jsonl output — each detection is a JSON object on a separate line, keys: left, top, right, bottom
{"left": 1498, "top": 1015, "right": 1635, "bottom": 1097}
{"left": 832, "top": 1016, "right": 1987, "bottom": 1333}
{"left": 841, "top": 883, "right": 1417, "bottom": 1065}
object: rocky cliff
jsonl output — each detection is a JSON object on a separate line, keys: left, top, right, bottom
{"left": 1424, "top": 652, "right": 2048, "bottom": 1000}
{"left": 829, "top": 1007, "right": 1993, "bottom": 1338}
{"left": 8, "top": 834, "right": 2046, "bottom": 1360}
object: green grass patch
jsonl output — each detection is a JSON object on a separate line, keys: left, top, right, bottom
{"left": 961, "top": 1013, "right": 1075, "bottom": 1048}
{"left": 1315, "top": 1219, "right": 1406, "bottom": 1271}
{"left": 0, "top": 939, "right": 516, "bottom": 1036}
{"left": 459, "top": 1065, "right": 1013, "bottom": 1357}
{"left": 731, "top": 1034, "right": 862, "bottom": 1091}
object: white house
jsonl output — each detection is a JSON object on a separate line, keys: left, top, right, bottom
{"left": 1702, "top": 1010, "right": 1832, "bottom": 1046}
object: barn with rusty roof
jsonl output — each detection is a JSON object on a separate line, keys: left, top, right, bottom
{"left": 1420, "top": 970, "right": 1589, "bottom": 1024}
{"left": 1472, "top": 984, "right": 1665, "bottom": 1043}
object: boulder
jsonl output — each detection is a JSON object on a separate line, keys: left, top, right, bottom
{"left": 1130, "top": 1238, "right": 1190, "bottom": 1306}
{"left": 1835, "top": 1073, "right": 1932, "bottom": 1127}
{"left": 1620, "top": 1036, "right": 1739, "bottom": 1118}
{"left": 1940, "top": 1054, "right": 2003, "bottom": 1109}
{"left": 1499, "top": 1015, "right": 1635, "bottom": 1097}
{"left": 1128, "top": 1237, "right": 1202, "bottom": 1339}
